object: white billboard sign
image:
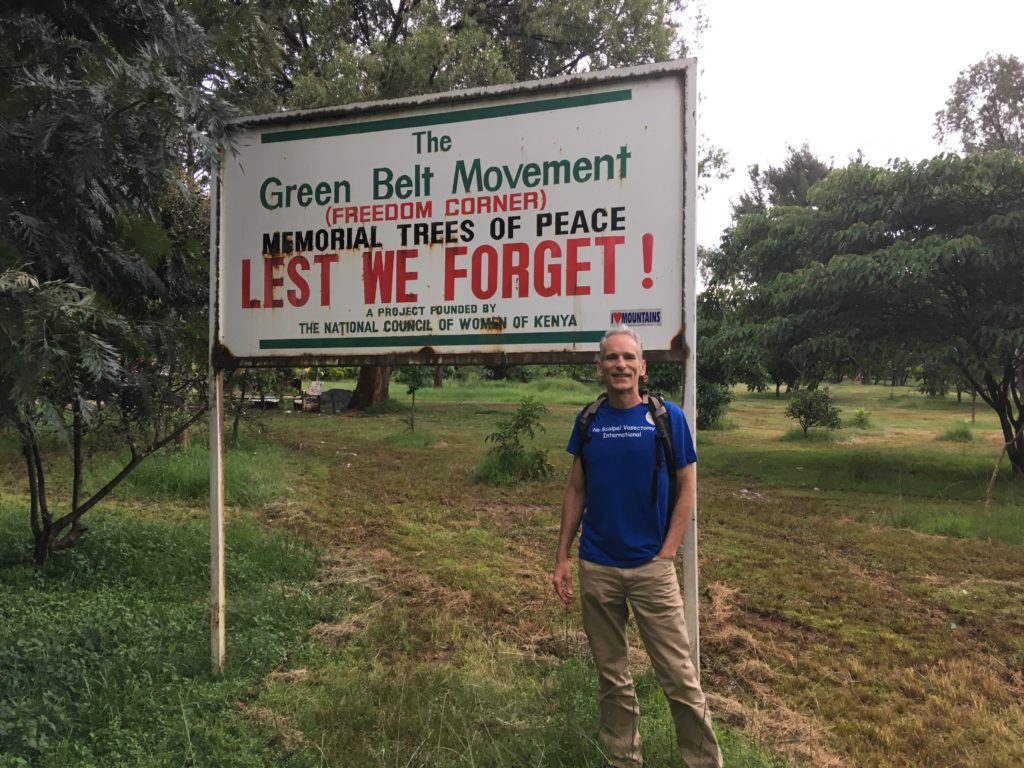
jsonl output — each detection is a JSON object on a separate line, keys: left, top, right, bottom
{"left": 213, "top": 61, "right": 695, "bottom": 364}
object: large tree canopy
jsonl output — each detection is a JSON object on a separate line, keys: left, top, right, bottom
{"left": 189, "top": 0, "right": 690, "bottom": 116}
{"left": 728, "top": 153, "right": 1024, "bottom": 471}
{"left": 730, "top": 143, "right": 831, "bottom": 218}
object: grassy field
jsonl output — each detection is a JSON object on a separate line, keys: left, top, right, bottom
{"left": 0, "top": 380, "right": 1021, "bottom": 767}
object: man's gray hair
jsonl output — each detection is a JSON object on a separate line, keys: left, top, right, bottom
{"left": 599, "top": 324, "right": 644, "bottom": 360}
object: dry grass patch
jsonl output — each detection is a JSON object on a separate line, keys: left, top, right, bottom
{"left": 237, "top": 704, "right": 307, "bottom": 751}
{"left": 701, "top": 581, "right": 849, "bottom": 767}
{"left": 266, "top": 668, "right": 309, "bottom": 684}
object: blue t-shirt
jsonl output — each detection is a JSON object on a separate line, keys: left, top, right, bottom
{"left": 567, "top": 399, "right": 697, "bottom": 567}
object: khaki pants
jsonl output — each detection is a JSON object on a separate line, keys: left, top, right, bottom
{"left": 578, "top": 557, "right": 723, "bottom": 768}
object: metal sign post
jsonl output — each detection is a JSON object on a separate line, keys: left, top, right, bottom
{"left": 680, "top": 64, "right": 701, "bottom": 672}
{"left": 209, "top": 165, "right": 226, "bottom": 674}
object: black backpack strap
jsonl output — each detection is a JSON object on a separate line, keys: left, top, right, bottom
{"left": 576, "top": 393, "right": 607, "bottom": 477}
{"left": 644, "top": 393, "right": 677, "bottom": 507}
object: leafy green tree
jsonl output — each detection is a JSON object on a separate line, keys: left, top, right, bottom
{"left": 935, "top": 53, "right": 1024, "bottom": 155}
{"left": 736, "top": 153, "right": 1024, "bottom": 472}
{"left": 478, "top": 397, "right": 553, "bottom": 483}
{"left": 1, "top": 1, "right": 231, "bottom": 562}
{"left": 700, "top": 145, "right": 831, "bottom": 398}
{"left": 785, "top": 388, "right": 841, "bottom": 436}
{"left": 645, "top": 363, "right": 682, "bottom": 398}
{"left": 195, "top": 0, "right": 692, "bottom": 110}
{"left": 394, "top": 365, "right": 434, "bottom": 431}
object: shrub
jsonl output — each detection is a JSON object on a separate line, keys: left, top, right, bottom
{"left": 849, "top": 407, "right": 872, "bottom": 429}
{"left": 484, "top": 363, "right": 533, "bottom": 382}
{"left": 477, "top": 397, "right": 553, "bottom": 484}
{"left": 938, "top": 423, "right": 974, "bottom": 442}
{"left": 645, "top": 363, "right": 683, "bottom": 398}
{"left": 784, "top": 388, "right": 842, "bottom": 436}
{"left": 697, "top": 379, "right": 733, "bottom": 429}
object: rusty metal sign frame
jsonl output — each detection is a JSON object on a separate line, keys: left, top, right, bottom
{"left": 209, "top": 60, "right": 696, "bottom": 371}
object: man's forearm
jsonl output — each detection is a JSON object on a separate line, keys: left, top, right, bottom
{"left": 557, "top": 458, "right": 586, "bottom": 561}
{"left": 556, "top": 490, "right": 585, "bottom": 561}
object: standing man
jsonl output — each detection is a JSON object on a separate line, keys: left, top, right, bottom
{"left": 552, "top": 325, "right": 722, "bottom": 768}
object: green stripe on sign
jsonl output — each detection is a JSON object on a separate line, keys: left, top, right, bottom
{"left": 261, "top": 90, "right": 632, "bottom": 144}
{"left": 259, "top": 331, "right": 605, "bottom": 349}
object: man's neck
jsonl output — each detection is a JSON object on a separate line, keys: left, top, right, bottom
{"left": 606, "top": 389, "right": 643, "bottom": 409}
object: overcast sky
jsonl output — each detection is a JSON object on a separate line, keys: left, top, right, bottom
{"left": 692, "top": 0, "right": 1024, "bottom": 249}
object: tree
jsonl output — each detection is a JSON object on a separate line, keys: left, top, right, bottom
{"left": 785, "top": 389, "right": 841, "bottom": 436}
{"left": 346, "top": 365, "right": 393, "bottom": 411}
{"left": 1, "top": 1, "right": 231, "bottom": 562}
{"left": 731, "top": 143, "right": 831, "bottom": 218}
{"left": 195, "top": 0, "right": 692, "bottom": 110}
{"left": 702, "top": 145, "right": 831, "bottom": 395}
{"left": 935, "top": 54, "right": 1024, "bottom": 155}
{"left": 1, "top": 272, "right": 119, "bottom": 563}
{"left": 478, "top": 397, "right": 553, "bottom": 483}
{"left": 394, "top": 365, "right": 433, "bottom": 431}
{"left": 734, "top": 153, "right": 1024, "bottom": 472}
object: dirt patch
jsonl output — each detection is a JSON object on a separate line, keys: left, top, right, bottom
{"left": 267, "top": 668, "right": 309, "bottom": 684}
{"left": 237, "top": 704, "right": 306, "bottom": 751}
{"left": 311, "top": 615, "right": 368, "bottom": 645}
{"left": 527, "top": 627, "right": 590, "bottom": 660}
{"left": 734, "top": 487, "right": 771, "bottom": 502}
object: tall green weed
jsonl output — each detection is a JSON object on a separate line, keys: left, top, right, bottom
{"left": 93, "top": 438, "right": 292, "bottom": 507}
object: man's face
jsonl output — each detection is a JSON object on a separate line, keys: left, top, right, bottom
{"left": 597, "top": 333, "right": 646, "bottom": 396}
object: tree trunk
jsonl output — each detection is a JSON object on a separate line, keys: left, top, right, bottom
{"left": 22, "top": 432, "right": 53, "bottom": 566}
{"left": 348, "top": 365, "right": 391, "bottom": 410}
{"left": 1008, "top": 436, "right": 1024, "bottom": 475}
{"left": 984, "top": 368, "right": 1024, "bottom": 475}
{"left": 23, "top": 405, "right": 208, "bottom": 565}
{"left": 433, "top": 365, "right": 443, "bottom": 388}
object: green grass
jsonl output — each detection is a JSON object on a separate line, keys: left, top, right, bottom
{"left": 698, "top": 381, "right": 1023, "bottom": 546}
{"left": 2, "top": 378, "right": 1022, "bottom": 768}
{"left": 393, "top": 376, "right": 601, "bottom": 406}
{"left": 0, "top": 505, "right": 326, "bottom": 768}
{"left": 85, "top": 436, "right": 294, "bottom": 508}
{"left": 384, "top": 427, "right": 438, "bottom": 448}
{"left": 778, "top": 427, "right": 846, "bottom": 442}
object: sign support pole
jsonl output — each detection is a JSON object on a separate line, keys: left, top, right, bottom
{"left": 209, "top": 368, "right": 226, "bottom": 673}
{"left": 209, "top": 162, "right": 226, "bottom": 674}
{"left": 681, "top": 63, "right": 701, "bottom": 674}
